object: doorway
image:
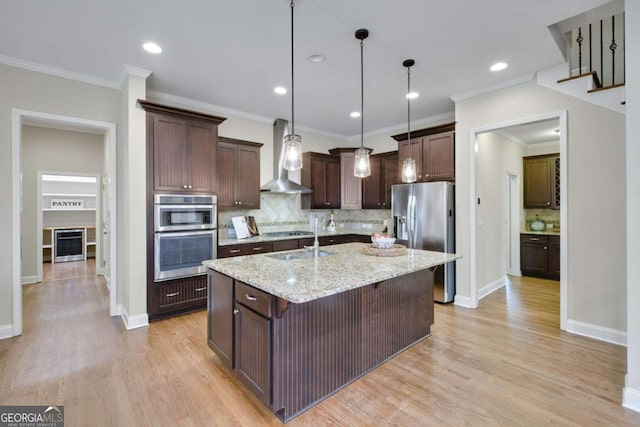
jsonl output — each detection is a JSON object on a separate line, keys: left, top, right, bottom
{"left": 11, "top": 109, "right": 118, "bottom": 337}
{"left": 505, "top": 171, "right": 520, "bottom": 276}
{"left": 470, "top": 111, "right": 567, "bottom": 331}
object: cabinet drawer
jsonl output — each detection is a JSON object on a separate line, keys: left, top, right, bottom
{"left": 157, "top": 275, "right": 208, "bottom": 308}
{"left": 520, "top": 234, "right": 549, "bottom": 244}
{"left": 319, "top": 235, "right": 344, "bottom": 246}
{"left": 272, "top": 239, "right": 299, "bottom": 252}
{"left": 219, "top": 242, "right": 274, "bottom": 258}
{"left": 236, "top": 281, "right": 272, "bottom": 318}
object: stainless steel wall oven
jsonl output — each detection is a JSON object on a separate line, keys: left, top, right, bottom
{"left": 154, "top": 194, "right": 217, "bottom": 282}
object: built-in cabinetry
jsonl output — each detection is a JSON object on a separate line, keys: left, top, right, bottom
{"left": 42, "top": 226, "right": 96, "bottom": 263}
{"left": 140, "top": 100, "right": 227, "bottom": 321}
{"left": 328, "top": 148, "right": 366, "bottom": 209}
{"left": 393, "top": 122, "right": 455, "bottom": 182}
{"left": 520, "top": 233, "right": 560, "bottom": 279}
{"left": 301, "top": 152, "right": 341, "bottom": 209}
{"left": 217, "top": 137, "right": 263, "bottom": 209}
{"left": 362, "top": 151, "right": 398, "bottom": 209}
{"left": 523, "top": 154, "right": 560, "bottom": 209}
{"left": 140, "top": 100, "right": 226, "bottom": 194}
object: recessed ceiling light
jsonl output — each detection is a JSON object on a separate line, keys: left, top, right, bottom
{"left": 274, "top": 86, "right": 287, "bottom": 95}
{"left": 350, "top": 111, "right": 361, "bottom": 118}
{"left": 490, "top": 62, "right": 508, "bottom": 72}
{"left": 308, "top": 54, "right": 326, "bottom": 63}
{"left": 143, "top": 42, "right": 162, "bottom": 54}
{"left": 406, "top": 92, "right": 419, "bottom": 99}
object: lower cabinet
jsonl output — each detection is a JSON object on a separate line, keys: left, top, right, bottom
{"left": 208, "top": 271, "right": 234, "bottom": 369}
{"left": 219, "top": 234, "right": 372, "bottom": 258}
{"left": 149, "top": 275, "right": 208, "bottom": 320}
{"left": 520, "top": 234, "right": 560, "bottom": 279}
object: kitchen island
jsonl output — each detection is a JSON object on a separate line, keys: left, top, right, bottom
{"left": 204, "top": 242, "right": 459, "bottom": 422}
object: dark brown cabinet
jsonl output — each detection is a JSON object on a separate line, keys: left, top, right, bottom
{"left": 234, "top": 281, "right": 272, "bottom": 405}
{"left": 362, "top": 151, "right": 398, "bottom": 209}
{"left": 523, "top": 154, "right": 560, "bottom": 209}
{"left": 218, "top": 242, "right": 273, "bottom": 258}
{"left": 140, "top": 101, "right": 227, "bottom": 321}
{"left": 208, "top": 271, "right": 234, "bottom": 369}
{"left": 520, "top": 234, "right": 560, "bottom": 279}
{"left": 394, "top": 123, "right": 455, "bottom": 182}
{"left": 217, "top": 137, "right": 263, "bottom": 209}
{"left": 301, "top": 152, "right": 341, "bottom": 209}
{"left": 146, "top": 108, "right": 224, "bottom": 194}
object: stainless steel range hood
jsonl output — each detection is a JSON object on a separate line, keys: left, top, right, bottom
{"left": 260, "top": 118, "right": 312, "bottom": 194}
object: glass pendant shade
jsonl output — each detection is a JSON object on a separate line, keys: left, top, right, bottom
{"left": 401, "top": 158, "right": 417, "bottom": 183}
{"left": 283, "top": 134, "right": 303, "bottom": 171}
{"left": 353, "top": 147, "right": 371, "bottom": 178}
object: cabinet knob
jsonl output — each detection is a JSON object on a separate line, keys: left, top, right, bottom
{"left": 544, "top": 247, "right": 548, "bottom": 250}
{"left": 188, "top": 185, "right": 193, "bottom": 189}
{"left": 183, "top": 184, "right": 188, "bottom": 189}
{"left": 238, "top": 201, "right": 242, "bottom": 205}
{"left": 233, "top": 309, "right": 240, "bottom": 315}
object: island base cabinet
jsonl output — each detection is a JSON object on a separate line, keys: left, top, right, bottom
{"left": 271, "top": 269, "right": 433, "bottom": 422}
{"left": 207, "top": 271, "right": 234, "bottom": 369}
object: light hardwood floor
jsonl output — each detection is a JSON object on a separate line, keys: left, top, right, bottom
{"left": 1, "top": 266, "right": 639, "bottom": 426}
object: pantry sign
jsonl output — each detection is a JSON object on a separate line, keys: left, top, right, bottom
{"left": 50, "top": 199, "right": 84, "bottom": 209}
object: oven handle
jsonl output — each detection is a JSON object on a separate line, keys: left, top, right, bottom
{"left": 154, "top": 229, "right": 216, "bottom": 238}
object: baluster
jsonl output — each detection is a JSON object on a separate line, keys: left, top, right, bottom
{"left": 576, "top": 27, "right": 583, "bottom": 75}
{"left": 610, "top": 15, "right": 617, "bottom": 85}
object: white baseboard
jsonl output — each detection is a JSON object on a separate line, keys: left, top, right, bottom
{"left": 0, "top": 324, "right": 14, "bottom": 340}
{"left": 454, "top": 294, "right": 477, "bottom": 308}
{"left": 119, "top": 305, "right": 149, "bottom": 330}
{"left": 623, "top": 386, "right": 640, "bottom": 413}
{"left": 506, "top": 269, "right": 521, "bottom": 277}
{"left": 478, "top": 277, "right": 506, "bottom": 300}
{"left": 566, "top": 319, "right": 627, "bottom": 346}
{"left": 21, "top": 275, "right": 38, "bottom": 285}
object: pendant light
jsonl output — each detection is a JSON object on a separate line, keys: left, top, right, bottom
{"left": 282, "top": 0, "right": 303, "bottom": 171}
{"left": 354, "top": 29, "right": 371, "bottom": 178}
{"left": 401, "top": 59, "right": 417, "bottom": 183}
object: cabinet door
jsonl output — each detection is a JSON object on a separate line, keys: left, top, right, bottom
{"left": 548, "top": 236, "right": 561, "bottom": 279}
{"left": 310, "top": 156, "right": 328, "bottom": 208}
{"left": 362, "top": 156, "right": 383, "bottom": 208}
{"left": 216, "top": 143, "right": 236, "bottom": 207}
{"left": 153, "top": 114, "right": 187, "bottom": 192}
{"left": 208, "top": 271, "right": 234, "bottom": 369}
{"left": 325, "top": 157, "right": 341, "bottom": 208}
{"left": 236, "top": 145, "right": 261, "bottom": 208}
{"left": 520, "top": 242, "right": 549, "bottom": 275}
{"left": 235, "top": 303, "right": 271, "bottom": 405}
{"left": 382, "top": 153, "right": 398, "bottom": 207}
{"left": 524, "top": 157, "right": 553, "bottom": 208}
{"left": 398, "top": 138, "right": 423, "bottom": 180}
{"left": 424, "top": 131, "right": 454, "bottom": 181}
{"left": 340, "top": 152, "right": 362, "bottom": 209}
{"left": 186, "top": 121, "right": 218, "bottom": 193}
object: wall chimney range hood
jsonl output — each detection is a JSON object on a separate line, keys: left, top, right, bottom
{"left": 260, "top": 119, "right": 312, "bottom": 194}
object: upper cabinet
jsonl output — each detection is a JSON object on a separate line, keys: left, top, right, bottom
{"left": 301, "top": 152, "right": 341, "bottom": 209}
{"left": 217, "top": 137, "right": 263, "bottom": 209}
{"left": 362, "top": 151, "right": 398, "bottom": 209}
{"left": 328, "top": 148, "right": 365, "bottom": 210}
{"left": 140, "top": 100, "right": 226, "bottom": 194}
{"left": 393, "top": 122, "right": 455, "bottom": 182}
{"left": 523, "top": 154, "right": 560, "bottom": 209}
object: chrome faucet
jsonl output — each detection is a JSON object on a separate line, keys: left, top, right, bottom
{"left": 304, "top": 217, "right": 320, "bottom": 256}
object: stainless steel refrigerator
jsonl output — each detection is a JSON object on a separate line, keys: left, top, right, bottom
{"left": 392, "top": 182, "right": 455, "bottom": 303}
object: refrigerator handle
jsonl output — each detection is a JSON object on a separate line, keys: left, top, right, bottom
{"left": 407, "top": 194, "right": 417, "bottom": 249}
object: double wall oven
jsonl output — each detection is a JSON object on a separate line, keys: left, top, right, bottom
{"left": 154, "top": 194, "right": 217, "bottom": 282}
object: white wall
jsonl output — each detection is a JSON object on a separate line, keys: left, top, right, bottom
{"left": 1, "top": 64, "right": 120, "bottom": 332}
{"left": 624, "top": 0, "right": 640, "bottom": 412}
{"left": 21, "top": 126, "right": 104, "bottom": 279}
{"left": 475, "top": 131, "right": 524, "bottom": 290}
{"left": 455, "top": 80, "right": 627, "bottom": 333}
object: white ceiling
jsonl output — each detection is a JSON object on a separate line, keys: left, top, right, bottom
{"left": 498, "top": 119, "right": 561, "bottom": 145}
{"left": 0, "top": 0, "right": 611, "bottom": 139}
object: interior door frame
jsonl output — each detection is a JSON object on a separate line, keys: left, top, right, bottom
{"left": 11, "top": 108, "right": 118, "bottom": 337}
{"left": 505, "top": 171, "right": 521, "bottom": 276}
{"left": 469, "top": 110, "right": 567, "bottom": 331}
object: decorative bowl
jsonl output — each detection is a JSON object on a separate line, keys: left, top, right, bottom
{"left": 371, "top": 236, "right": 396, "bottom": 249}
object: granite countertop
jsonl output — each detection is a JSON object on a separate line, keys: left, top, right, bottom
{"left": 218, "top": 230, "right": 375, "bottom": 247}
{"left": 204, "top": 242, "right": 460, "bottom": 303}
{"left": 521, "top": 229, "right": 561, "bottom": 236}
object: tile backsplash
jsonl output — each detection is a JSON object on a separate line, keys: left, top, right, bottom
{"left": 524, "top": 208, "right": 560, "bottom": 230}
{"left": 218, "top": 193, "right": 391, "bottom": 238}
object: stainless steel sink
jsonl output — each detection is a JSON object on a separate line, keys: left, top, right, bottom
{"left": 267, "top": 250, "right": 333, "bottom": 261}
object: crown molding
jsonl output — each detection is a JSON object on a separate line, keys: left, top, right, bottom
{"left": 0, "top": 54, "right": 120, "bottom": 89}
{"left": 119, "top": 65, "right": 152, "bottom": 89}
{"left": 146, "top": 90, "right": 349, "bottom": 141}
{"left": 346, "top": 110, "right": 455, "bottom": 141}
{"left": 450, "top": 73, "right": 535, "bottom": 103}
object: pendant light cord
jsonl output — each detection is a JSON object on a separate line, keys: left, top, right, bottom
{"left": 360, "top": 38, "right": 364, "bottom": 149}
{"left": 407, "top": 65, "right": 411, "bottom": 142}
{"left": 290, "top": 0, "right": 295, "bottom": 135}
